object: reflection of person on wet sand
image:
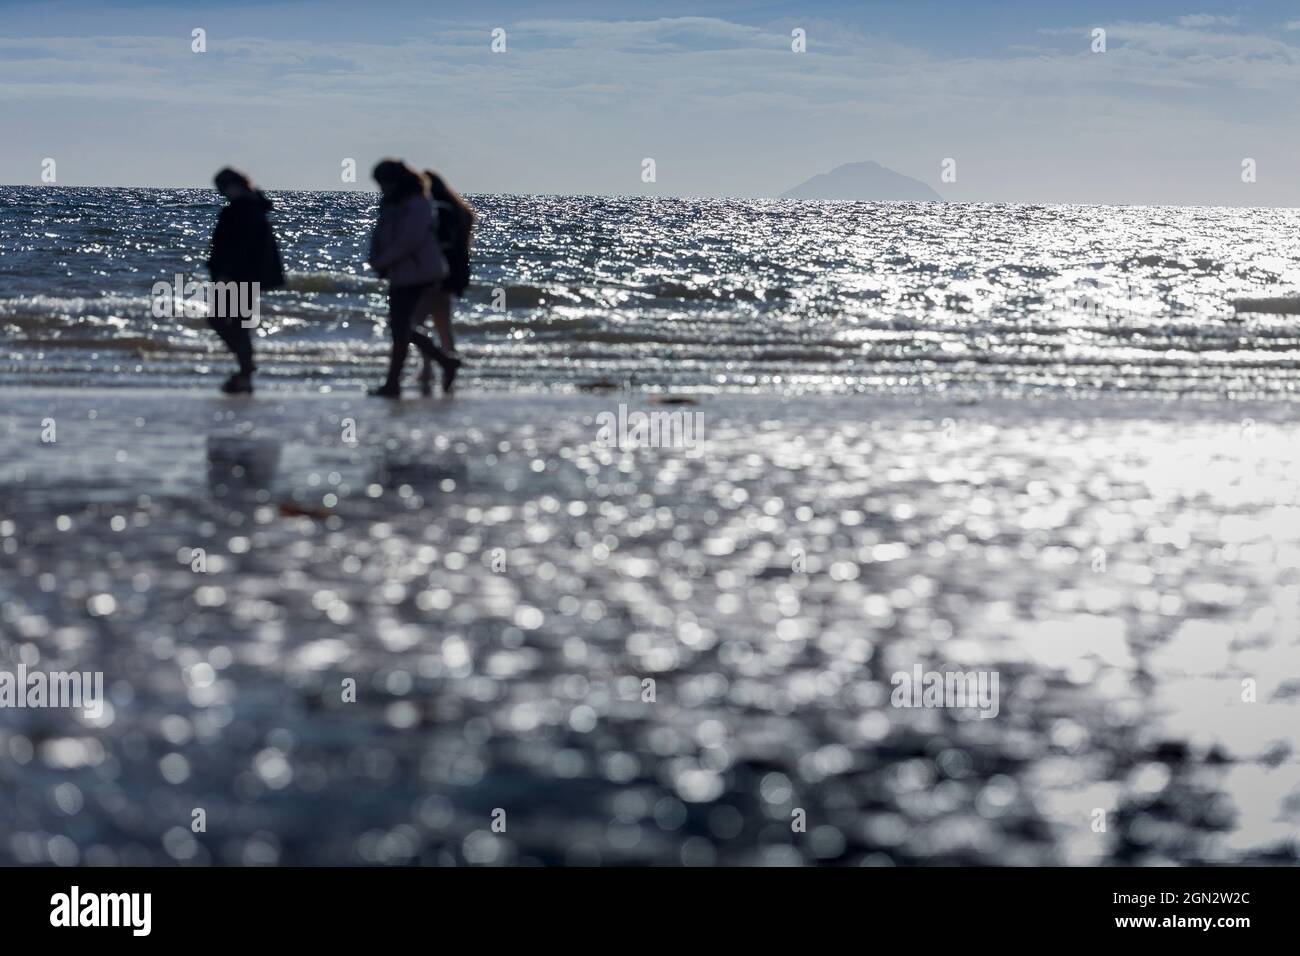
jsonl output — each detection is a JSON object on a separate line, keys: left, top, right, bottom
{"left": 206, "top": 434, "right": 281, "bottom": 504}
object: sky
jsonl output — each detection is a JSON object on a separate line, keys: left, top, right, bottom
{"left": 2, "top": 0, "right": 1300, "bottom": 204}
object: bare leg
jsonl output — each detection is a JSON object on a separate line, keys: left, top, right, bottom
{"left": 405, "top": 287, "right": 460, "bottom": 393}
{"left": 409, "top": 286, "right": 438, "bottom": 358}
{"left": 430, "top": 290, "right": 456, "bottom": 355}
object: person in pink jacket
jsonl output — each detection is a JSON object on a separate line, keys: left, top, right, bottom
{"left": 366, "top": 160, "right": 448, "bottom": 397}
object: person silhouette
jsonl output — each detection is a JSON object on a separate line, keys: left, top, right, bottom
{"left": 205, "top": 168, "right": 285, "bottom": 394}
{"left": 417, "top": 169, "right": 475, "bottom": 394}
{"left": 366, "top": 160, "right": 448, "bottom": 398}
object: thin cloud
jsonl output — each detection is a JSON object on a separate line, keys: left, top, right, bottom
{"left": 1178, "top": 14, "right": 1240, "bottom": 28}
{"left": 2, "top": 12, "right": 1299, "bottom": 204}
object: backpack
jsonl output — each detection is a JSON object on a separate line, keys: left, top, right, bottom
{"left": 435, "top": 201, "right": 472, "bottom": 296}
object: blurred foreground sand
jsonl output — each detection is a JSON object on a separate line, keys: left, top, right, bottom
{"left": 0, "top": 389, "right": 1296, "bottom": 865}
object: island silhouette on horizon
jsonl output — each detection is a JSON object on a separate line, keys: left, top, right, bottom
{"left": 781, "top": 161, "right": 943, "bottom": 202}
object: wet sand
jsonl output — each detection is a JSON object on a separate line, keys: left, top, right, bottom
{"left": 0, "top": 388, "right": 1297, "bottom": 865}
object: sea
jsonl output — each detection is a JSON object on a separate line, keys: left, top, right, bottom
{"left": 4, "top": 187, "right": 1300, "bottom": 396}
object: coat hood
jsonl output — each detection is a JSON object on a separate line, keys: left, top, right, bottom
{"left": 230, "top": 189, "right": 273, "bottom": 212}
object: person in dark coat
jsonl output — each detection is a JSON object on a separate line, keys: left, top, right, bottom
{"left": 205, "top": 167, "right": 285, "bottom": 394}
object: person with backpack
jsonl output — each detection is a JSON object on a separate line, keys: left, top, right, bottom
{"left": 205, "top": 167, "right": 285, "bottom": 394}
{"left": 418, "top": 169, "right": 475, "bottom": 394}
{"left": 366, "top": 160, "right": 448, "bottom": 398}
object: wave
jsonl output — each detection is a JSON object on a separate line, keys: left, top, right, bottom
{"left": 485, "top": 284, "right": 579, "bottom": 308}
{"left": 642, "top": 282, "right": 792, "bottom": 303}
{"left": 1233, "top": 295, "right": 1300, "bottom": 315}
{"left": 0, "top": 293, "right": 156, "bottom": 318}
{"left": 282, "top": 271, "right": 382, "bottom": 294}
{"left": 465, "top": 281, "right": 795, "bottom": 308}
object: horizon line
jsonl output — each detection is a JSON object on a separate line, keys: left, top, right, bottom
{"left": 2, "top": 184, "right": 1296, "bottom": 211}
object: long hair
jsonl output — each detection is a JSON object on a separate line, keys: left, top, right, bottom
{"left": 372, "top": 159, "right": 428, "bottom": 202}
{"left": 214, "top": 167, "right": 253, "bottom": 192}
{"left": 424, "top": 170, "right": 476, "bottom": 235}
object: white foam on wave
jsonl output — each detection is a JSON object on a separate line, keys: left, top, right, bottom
{"left": 0, "top": 293, "right": 156, "bottom": 317}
